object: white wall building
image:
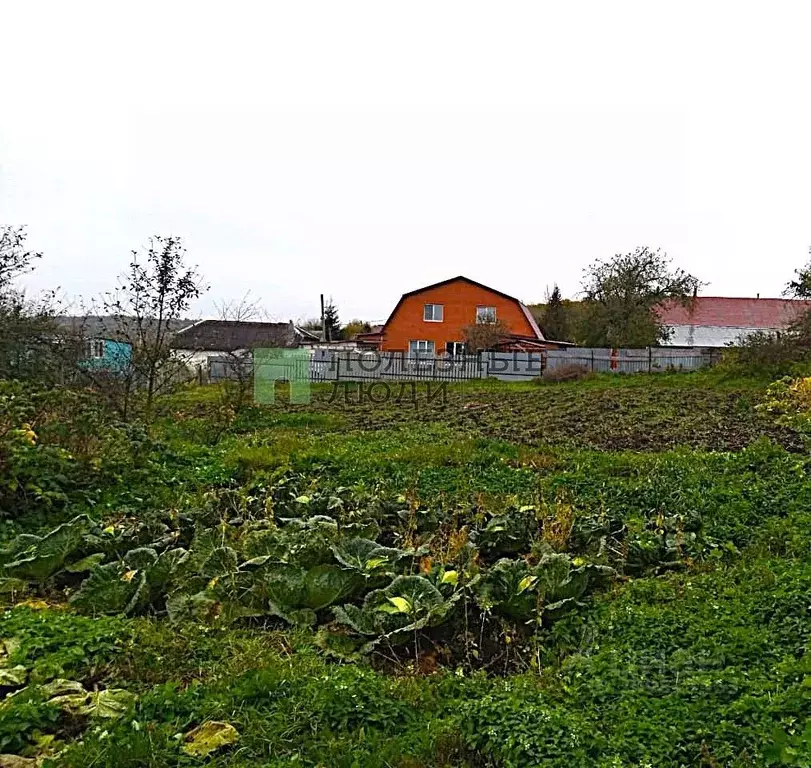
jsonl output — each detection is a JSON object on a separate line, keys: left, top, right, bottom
{"left": 657, "top": 297, "right": 809, "bottom": 347}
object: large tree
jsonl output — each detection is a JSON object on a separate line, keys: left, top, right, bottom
{"left": 579, "top": 247, "right": 701, "bottom": 347}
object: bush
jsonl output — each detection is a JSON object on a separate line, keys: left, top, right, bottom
{"left": 757, "top": 375, "right": 811, "bottom": 434}
{"left": 540, "top": 363, "right": 591, "bottom": 383}
{"left": 728, "top": 309, "right": 811, "bottom": 372}
{"left": 0, "top": 380, "right": 159, "bottom": 519}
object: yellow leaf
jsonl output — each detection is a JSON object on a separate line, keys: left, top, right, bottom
{"left": 387, "top": 596, "right": 411, "bottom": 613}
{"left": 182, "top": 721, "right": 239, "bottom": 757}
{"left": 16, "top": 600, "right": 50, "bottom": 611}
{"left": 440, "top": 570, "right": 458, "bottom": 586}
{"left": 121, "top": 570, "right": 138, "bottom": 583}
{"left": 0, "top": 753, "right": 37, "bottom": 766}
{"left": 517, "top": 575, "right": 537, "bottom": 594}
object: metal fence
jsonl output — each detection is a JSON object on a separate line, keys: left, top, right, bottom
{"left": 310, "top": 350, "right": 484, "bottom": 382}
{"left": 516, "top": 347, "right": 721, "bottom": 377}
{"left": 309, "top": 347, "right": 720, "bottom": 383}
{"left": 206, "top": 347, "right": 722, "bottom": 384}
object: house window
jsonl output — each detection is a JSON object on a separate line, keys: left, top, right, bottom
{"left": 84, "top": 339, "right": 106, "bottom": 359}
{"left": 408, "top": 340, "right": 435, "bottom": 357}
{"left": 423, "top": 304, "right": 444, "bottom": 322}
{"left": 476, "top": 306, "right": 497, "bottom": 324}
{"left": 445, "top": 341, "right": 467, "bottom": 356}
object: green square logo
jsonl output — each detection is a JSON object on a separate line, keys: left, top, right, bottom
{"left": 253, "top": 348, "right": 311, "bottom": 404}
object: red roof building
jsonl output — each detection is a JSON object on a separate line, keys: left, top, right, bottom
{"left": 657, "top": 297, "right": 810, "bottom": 346}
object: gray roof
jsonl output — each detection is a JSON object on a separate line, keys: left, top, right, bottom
{"left": 54, "top": 315, "right": 194, "bottom": 342}
{"left": 170, "top": 320, "right": 315, "bottom": 352}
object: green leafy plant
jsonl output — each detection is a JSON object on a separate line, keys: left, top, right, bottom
{"left": 331, "top": 537, "right": 408, "bottom": 577}
{"left": 475, "top": 554, "right": 613, "bottom": 622}
{"left": 1, "top": 515, "right": 92, "bottom": 581}
{"left": 334, "top": 575, "right": 459, "bottom": 649}
{"left": 70, "top": 547, "right": 188, "bottom": 616}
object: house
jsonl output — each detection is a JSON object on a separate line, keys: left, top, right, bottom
{"left": 657, "top": 297, "right": 810, "bottom": 347}
{"left": 170, "top": 320, "right": 319, "bottom": 368}
{"left": 371, "top": 276, "right": 565, "bottom": 354}
{"left": 55, "top": 316, "right": 194, "bottom": 372}
{"left": 54, "top": 316, "right": 132, "bottom": 373}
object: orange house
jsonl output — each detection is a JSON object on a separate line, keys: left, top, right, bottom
{"left": 370, "top": 276, "right": 554, "bottom": 354}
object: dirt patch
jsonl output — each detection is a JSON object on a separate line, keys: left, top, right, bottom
{"left": 308, "top": 384, "right": 803, "bottom": 452}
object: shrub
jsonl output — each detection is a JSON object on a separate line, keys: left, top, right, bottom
{"left": 0, "top": 380, "right": 161, "bottom": 519}
{"left": 757, "top": 375, "right": 811, "bottom": 434}
{"left": 727, "top": 308, "right": 811, "bottom": 372}
{"left": 540, "top": 363, "right": 591, "bottom": 383}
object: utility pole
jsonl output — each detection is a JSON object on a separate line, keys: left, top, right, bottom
{"left": 320, "top": 293, "right": 326, "bottom": 342}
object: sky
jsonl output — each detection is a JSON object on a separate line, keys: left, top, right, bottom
{"left": 1, "top": 1, "right": 810, "bottom": 324}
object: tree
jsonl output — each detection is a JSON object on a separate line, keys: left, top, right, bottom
{"left": 342, "top": 319, "right": 372, "bottom": 339}
{"left": 214, "top": 291, "right": 267, "bottom": 324}
{"left": 323, "top": 299, "right": 341, "bottom": 341}
{"left": 579, "top": 247, "right": 701, "bottom": 347}
{"left": 461, "top": 319, "right": 511, "bottom": 353}
{"left": 100, "top": 236, "right": 207, "bottom": 418}
{"left": 0, "top": 227, "right": 71, "bottom": 383}
{"left": 785, "top": 247, "right": 811, "bottom": 298}
{"left": 212, "top": 292, "right": 266, "bottom": 415}
{"left": 299, "top": 317, "right": 323, "bottom": 333}
{"left": 541, "top": 284, "right": 570, "bottom": 341}
{"left": 0, "top": 226, "right": 40, "bottom": 291}
{"left": 731, "top": 251, "right": 811, "bottom": 369}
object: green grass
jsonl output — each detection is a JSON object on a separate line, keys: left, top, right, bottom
{"left": 2, "top": 373, "right": 810, "bottom": 766}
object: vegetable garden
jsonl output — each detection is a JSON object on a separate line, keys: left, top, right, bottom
{"left": 0, "top": 372, "right": 809, "bottom": 766}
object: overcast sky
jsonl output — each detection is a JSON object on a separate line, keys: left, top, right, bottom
{"left": 1, "top": 2, "right": 809, "bottom": 323}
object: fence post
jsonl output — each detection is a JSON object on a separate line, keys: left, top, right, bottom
{"left": 648, "top": 347, "right": 652, "bottom": 373}
{"left": 590, "top": 349, "right": 595, "bottom": 372}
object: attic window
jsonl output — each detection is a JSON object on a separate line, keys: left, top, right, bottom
{"left": 423, "top": 304, "right": 444, "bottom": 322}
{"left": 476, "top": 306, "right": 497, "bottom": 324}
